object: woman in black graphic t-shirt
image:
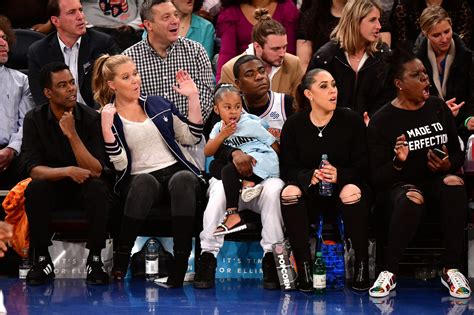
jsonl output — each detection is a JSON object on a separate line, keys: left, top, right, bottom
{"left": 367, "top": 49, "right": 470, "bottom": 299}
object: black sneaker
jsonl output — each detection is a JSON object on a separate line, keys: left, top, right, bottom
{"left": 26, "top": 256, "right": 55, "bottom": 285}
{"left": 262, "top": 252, "right": 280, "bottom": 290}
{"left": 86, "top": 255, "right": 109, "bottom": 285}
{"left": 193, "top": 252, "right": 217, "bottom": 289}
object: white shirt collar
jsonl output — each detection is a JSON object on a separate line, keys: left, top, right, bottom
{"left": 57, "top": 34, "right": 82, "bottom": 51}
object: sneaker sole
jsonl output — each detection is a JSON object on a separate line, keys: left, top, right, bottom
{"left": 441, "top": 277, "right": 471, "bottom": 299}
{"left": 352, "top": 284, "right": 371, "bottom": 291}
{"left": 369, "top": 283, "right": 397, "bottom": 298}
{"left": 213, "top": 224, "right": 247, "bottom": 236}
{"left": 263, "top": 282, "right": 280, "bottom": 290}
{"left": 87, "top": 279, "right": 109, "bottom": 285}
{"left": 193, "top": 280, "right": 215, "bottom": 289}
{"left": 241, "top": 185, "right": 263, "bottom": 202}
{"left": 26, "top": 276, "right": 55, "bottom": 286}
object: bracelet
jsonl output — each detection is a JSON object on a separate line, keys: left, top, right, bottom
{"left": 392, "top": 156, "right": 404, "bottom": 171}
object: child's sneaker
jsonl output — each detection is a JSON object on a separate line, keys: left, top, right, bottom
{"left": 441, "top": 269, "right": 471, "bottom": 299}
{"left": 369, "top": 271, "right": 396, "bottom": 298}
{"left": 241, "top": 184, "right": 263, "bottom": 202}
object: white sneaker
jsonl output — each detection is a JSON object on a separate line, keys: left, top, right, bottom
{"left": 241, "top": 184, "right": 263, "bottom": 202}
{"left": 369, "top": 271, "right": 397, "bottom": 298}
{"left": 441, "top": 269, "right": 471, "bottom": 299}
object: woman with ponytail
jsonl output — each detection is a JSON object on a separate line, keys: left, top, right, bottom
{"left": 92, "top": 54, "right": 205, "bottom": 287}
{"left": 280, "top": 68, "right": 371, "bottom": 292}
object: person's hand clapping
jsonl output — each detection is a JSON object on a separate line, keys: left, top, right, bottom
{"left": 394, "top": 134, "right": 409, "bottom": 162}
{"left": 173, "top": 69, "right": 198, "bottom": 98}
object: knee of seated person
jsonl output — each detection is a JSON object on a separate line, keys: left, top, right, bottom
{"left": 281, "top": 185, "right": 302, "bottom": 205}
{"left": 25, "top": 179, "right": 53, "bottom": 196}
{"left": 339, "top": 184, "right": 362, "bottom": 204}
{"left": 405, "top": 188, "right": 424, "bottom": 205}
{"left": 169, "top": 170, "right": 198, "bottom": 188}
{"left": 130, "top": 173, "right": 157, "bottom": 187}
{"left": 443, "top": 175, "right": 464, "bottom": 186}
{"left": 85, "top": 177, "right": 108, "bottom": 193}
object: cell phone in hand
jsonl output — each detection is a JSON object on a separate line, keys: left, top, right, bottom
{"left": 433, "top": 147, "right": 448, "bottom": 159}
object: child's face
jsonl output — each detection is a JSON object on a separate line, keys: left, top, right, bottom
{"left": 214, "top": 92, "right": 242, "bottom": 125}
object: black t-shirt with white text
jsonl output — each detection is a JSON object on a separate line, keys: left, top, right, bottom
{"left": 368, "top": 96, "right": 464, "bottom": 190}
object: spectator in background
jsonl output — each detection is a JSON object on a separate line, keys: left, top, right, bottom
{"left": 194, "top": 55, "right": 293, "bottom": 291}
{"left": 414, "top": 6, "right": 474, "bottom": 143}
{"left": 124, "top": 0, "right": 214, "bottom": 123}
{"left": 0, "top": 0, "right": 52, "bottom": 34}
{"left": 308, "top": 0, "right": 391, "bottom": 121}
{"left": 215, "top": 0, "right": 299, "bottom": 82}
{"left": 279, "top": 69, "right": 371, "bottom": 292}
{"left": 367, "top": 48, "right": 469, "bottom": 299}
{"left": 0, "top": 16, "right": 34, "bottom": 190}
{"left": 142, "top": 0, "right": 216, "bottom": 59}
{"left": 22, "top": 62, "right": 110, "bottom": 286}
{"left": 28, "top": 0, "right": 121, "bottom": 108}
{"left": 82, "top": 0, "right": 145, "bottom": 50}
{"left": 390, "top": 0, "right": 471, "bottom": 50}
{"left": 219, "top": 8, "right": 303, "bottom": 97}
{"left": 297, "top": 0, "right": 348, "bottom": 72}
{"left": 93, "top": 54, "right": 204, "bottom": 287}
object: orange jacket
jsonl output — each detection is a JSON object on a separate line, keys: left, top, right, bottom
{"left": 3, "top": 178, "right": 31, "bottom": 257}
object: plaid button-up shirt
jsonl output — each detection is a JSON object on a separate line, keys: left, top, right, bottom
{"left": 123, "top": 37, "right": 215, "bottom": 122}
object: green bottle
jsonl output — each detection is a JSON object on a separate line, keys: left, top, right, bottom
{"left": 313, "top": 252, "right": 326, "bottom": 294}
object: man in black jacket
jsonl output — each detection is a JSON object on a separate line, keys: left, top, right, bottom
{"left": 27, "top": 0, "right": 121, "bottom": 108}
{"left": 22, "top": 63, "right": 110, "bottom": 285}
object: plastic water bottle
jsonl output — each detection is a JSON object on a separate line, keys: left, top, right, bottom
{"left": 19, "top": 247, "right": 31, "bottom": 280}
{"left": 145, "top": 239, "right": 159, "bottom": 280}
{"left": 319, "top": 154, "right": 333, "bottom": 196}
{"left": 313, "top": 252, "right": 326, "bottom": 294}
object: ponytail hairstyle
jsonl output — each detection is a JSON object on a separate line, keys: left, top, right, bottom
{"left": 213, "top": 83, "right": 241, "bottom": 105}
{"left": 295, "top": 68, "right": 328, "bottom": 111}
{"left": 92, "top": 54, "right": 135, "bottom": 108}
{"left": 251, "top": 8, "right": 287, "bottom": 48}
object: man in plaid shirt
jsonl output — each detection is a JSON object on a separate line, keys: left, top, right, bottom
{"left": 123, "top": 0, "right": 214, "bottom": 122}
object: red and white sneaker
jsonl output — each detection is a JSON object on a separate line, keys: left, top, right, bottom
{"left": 369, "top": 271, "right": 397, "bottom": 298}
{"left": 441, "top": 269, "right": 471, "bottom": 299}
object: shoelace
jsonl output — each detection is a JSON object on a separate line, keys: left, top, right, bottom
{"left": 448, "top": 270, "right": 470, "bottom": 290}
{"left": 373, "top": 272, "right": 392, "bottom": 289}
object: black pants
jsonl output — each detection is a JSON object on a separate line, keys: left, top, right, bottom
{"left": 382, "top": 178, "right": 467, "bottom": 274}
{"left": 0, "top": 155, "right": 26, "bottom": 190}
{"left": 281, "top": 183, "right": 369, "bottom": 265}
{"left": 209, "top": 159, "right": 263, "bottom": 209}
{"left": 118, "top": 164, "right": 202, "bottom": 254}
{"left": 25, "top": 178, "right": 110, "bottom": 253}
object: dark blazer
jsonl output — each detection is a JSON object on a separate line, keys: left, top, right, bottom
{"left": 308, "top": 40, "right": 392, "bottom": 116}
{"left": 27, "top": 29, "right": 121, "bottom": 108}
{"left": 414, "top": 33, "right": 474, "bottom": 141}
